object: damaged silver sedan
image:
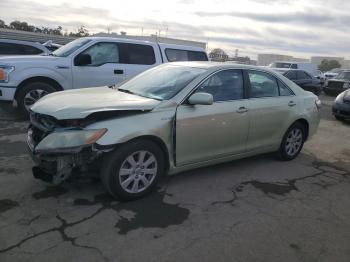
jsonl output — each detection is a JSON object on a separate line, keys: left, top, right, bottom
{"left": 27, "top": 62, "right": 320, "bottom": 200}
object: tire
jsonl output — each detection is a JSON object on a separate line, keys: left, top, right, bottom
{"left": 277, "top": 122, "right": 306, "bottom": 161}
{"left": 335, "top": 115, "right": 344, "bottom": 121}
{"left": 16, "top": 82, "right": 57, "bottom": 118}
{"left": 100, "top": 139, "right": 165, "bottom": 201}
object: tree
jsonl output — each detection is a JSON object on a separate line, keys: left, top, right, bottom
{"left": 69, "top": 26, "right": 89, "bottom": 37}
{"left": 318, "top": 59, "right": 341, "bottom": 72}
{"left": 209, "top": 48, "right": 229, "bottom": 62}
{"left": 0, "top": 19, "right": 6, "bottom": 28}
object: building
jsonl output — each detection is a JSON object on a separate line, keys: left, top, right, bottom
{"left": 257, "top": 53, "right": 310, "bottom": 66}
{"left": 0, "top": 28, "right": 207, "bottom": 49}
{"left": 93, "top": 32, "right": 207, "bottom": 49}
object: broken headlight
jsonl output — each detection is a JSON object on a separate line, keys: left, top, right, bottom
{"left": 35, "top": 128, "right": 107, "bottom": 152}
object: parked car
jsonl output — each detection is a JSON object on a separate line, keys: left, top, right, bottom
{"left": 283, "top": 69, "right": 322, "bottom": 95}
{"left": 332, "top": 89, "right": 350, "bottom": 121}
{"left": 42, "top": 40, "right": 63, "bottom": 52}
{"left": 0, "top": 39, "right": 50, "bottom": 56}
{"left": 324, "top": 68, "right": 342, "bottom": 80}
{"left": 314, "top": 70, "right": 326, "bottom": 85}
{"left": 27, "top": 63, "right": 321, "bottom": 200}
{"left": 0, "top": 37, "right": 208, "bottom": 116}
{"left": 269, "top": 61, "right": 316, "bottom": 75}
{"left": 324, "top": 70, "right": 350, "bottom": 96}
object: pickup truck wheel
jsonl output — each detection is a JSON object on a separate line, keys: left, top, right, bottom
{"left": 277, "top": 122, "right": 306, "bottom": 161}
{"left": 101, "top": 139, "right": 165, "bottom": 201}
{"left": 17, "top": 82, "right": 56, "bottom": 117}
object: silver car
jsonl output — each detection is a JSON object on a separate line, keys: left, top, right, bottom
{"left": 27, "top": 62, "right": 321, "bottom": 200}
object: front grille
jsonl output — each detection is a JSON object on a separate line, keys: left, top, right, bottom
{"left": 328, "top": 81, "right": 344, "bottom": 89}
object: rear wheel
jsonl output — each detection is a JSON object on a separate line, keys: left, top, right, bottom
{"left": 16, "top": 82, "right": 56, "bottom": 117}
{"left": 101, "top": 139, "right": 165, "bottom": 201}
{"left": 277, "top": 122, "right": 306, "bottom": 161}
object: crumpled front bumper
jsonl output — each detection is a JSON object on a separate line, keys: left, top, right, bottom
{"left": 27, "top": 127, "right": 99, "bottom": 185}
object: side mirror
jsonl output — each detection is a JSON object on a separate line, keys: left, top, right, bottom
{"left": 188, "top": 92, "right": 213, "bottom": 105}
{"left": 74, "top": 53, "right": 91, "bottom": 66}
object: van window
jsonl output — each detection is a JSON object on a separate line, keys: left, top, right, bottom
{"left": 0, "top": 43, "right": 42, "bottom": 55}
{"left": 165, "top": 48, "right": 208, "bottom": 62}
{"left": 127, "top": 43, "right": 155, "bottom": 65}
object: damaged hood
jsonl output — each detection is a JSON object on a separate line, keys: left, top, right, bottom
{"left": 31, "top": 86, "right": 161, "bottom": 119}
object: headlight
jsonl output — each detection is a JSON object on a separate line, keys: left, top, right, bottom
{"left": 0, "top": 65, "right": 15, "bottom": 83}
{"left": 35, "top": 128, "right": 107, "bottom": 152}
{"left": 343, "top": 82, "right": 349, "bottom": 89}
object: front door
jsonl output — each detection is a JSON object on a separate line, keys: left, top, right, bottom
{"left": 176, "top": 69, "right": 250, "bottom": 166}
{"left": 72, "top": 42, "right": 126, "bottom": 89}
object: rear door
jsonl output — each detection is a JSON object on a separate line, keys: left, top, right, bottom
{"left": 246, "top": 70, "right": 297, "bottom": 151}
{"left": 176, "top": 69, "right": 250, "bottom": 165}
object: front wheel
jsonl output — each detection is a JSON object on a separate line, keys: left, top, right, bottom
{"left": 16, "top": 82, "right": 56, "bottom": 118}
{"left": 277, "top": 122, "right": 306, "bottom": 161}
{"left": 100, "top": 139, "right": 165, "bottom": 201}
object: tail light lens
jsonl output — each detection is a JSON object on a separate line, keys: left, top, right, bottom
{"left": 315, "top": 98, "right": 322, "bottom": 111}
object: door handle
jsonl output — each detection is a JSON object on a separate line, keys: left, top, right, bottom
{"left": 236, "top": 107, "right": 248, "bottom": 113}
{"left": 114, "top": 69, "right": 124, "bottom": 74}
{"left": 288, "top": 101, "right": 296, "bottom": 107}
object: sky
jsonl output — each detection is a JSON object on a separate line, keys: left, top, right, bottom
{"left": 1, "top": 0, "right": 350, "bottom": 59}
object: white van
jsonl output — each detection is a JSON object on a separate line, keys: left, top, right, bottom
{"left": 0, "top": 37, "right": 208, "bottom": 115}
{"left": 269, "top": 61, "right": 316, "bottom": 75}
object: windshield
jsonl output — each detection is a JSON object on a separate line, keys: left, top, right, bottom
{"left": 335, "top": 71, "right": 350, "bottom": 80}
{"left": 53, "top": 38, "right": 91, "bottom": 57}
{"left": 270, "top": 62, "right": 292, "bottom": 69}
{"left": 117, "top": 64, "right": 206, "bottom": 100}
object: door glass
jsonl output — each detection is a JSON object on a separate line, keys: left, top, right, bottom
{"left": 80, "top": 42, "right": 119, "bottom": 66}
{"left": 195, "top": 70, "right": 244, "bottom": 102}
{"left": 127, "top": 43, "right": 155, "bottom": 65}
{"left": 165, "top": 49, "right": 208, "bottom": 62}
{"left": 278, "top": 80, "right": 294, "bottom": 96}
{"left": 248, "top": 71, "right": 279, "bottom": 98}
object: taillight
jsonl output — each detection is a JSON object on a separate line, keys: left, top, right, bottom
{"left": 315, "top": 99, "right": 321, "bottom": 111}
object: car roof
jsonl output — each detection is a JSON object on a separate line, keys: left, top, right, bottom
{"left": 167, "top": 61, "right": 280, "bottom": 73}
{"left": 0, "top": 39, "right": 48, "bottom": 52}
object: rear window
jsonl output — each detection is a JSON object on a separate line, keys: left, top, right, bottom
{"left": 165, "top": 48, "right": 208, "bottom": 62}
{"left": 0, "top": 43, "right": 43, "bottom": 55}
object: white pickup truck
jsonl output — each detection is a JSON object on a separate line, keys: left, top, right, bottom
{"left": 0, "top": 37, "right": 208, "bottom": 115}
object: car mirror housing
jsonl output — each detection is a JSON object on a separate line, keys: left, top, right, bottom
{"left": 74, "top": 54, "right": 92, "bottom": 66}
{"left": 188, "top": 92, "right": 213, "bottom": 105}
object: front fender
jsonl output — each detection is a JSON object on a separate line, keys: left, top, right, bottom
{"left": 88, "top": 110, "right": 175, "bottom": 148}
{"left": 15, "top": 68, "right": 71, "bottom": 90}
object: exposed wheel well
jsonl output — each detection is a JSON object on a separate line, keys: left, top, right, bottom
{"left": 15, "top": 77, "right": 63, "bottom": 99}
{"left": 294, "top": 118, "right": 309, "bottom": 140}
{"left": 125, "top": 136, "right": 170, "bottom": 171}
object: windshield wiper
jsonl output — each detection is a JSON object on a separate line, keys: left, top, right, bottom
{"left": 117, "top": 88, "right": 137, "bottom": 95}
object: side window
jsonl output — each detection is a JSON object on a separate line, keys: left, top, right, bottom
{"left": 22, "top": 45, "right": 43, "bottom": 55}
{"left": 291, "top": 64, "right": 298, "bottom": 69}
{"left": 0, "top": 43, "right": 14, "bottom": 55}
{"left": 248, "top": 71, "right": 279, "bottom": 98}
{"left": 165, "top": 49, "right": 188, "bottom": 62}
{"left": 127, "top": 43, "right": 155, "bottom": 65}
{"left": 297, "top": 71, "right": 311, "bottom": 79}
{"left": 285, "top": 70, "right": 297, "bottom": 80}
{"left": 278, "top": 80, "right": 294, "bottom": 96}
{"left": 188, "top": 51, "right": 208, "bottom": 61}
{"left": 195, "top": 70, "right": 244, "bottom": 102}
{"left": 80, "top": 42, "right": 119, "bottom": 66}
{"left": 165, "top": 49, "right": 208, "bottom": 62}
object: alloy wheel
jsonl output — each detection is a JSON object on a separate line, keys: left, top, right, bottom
{"left": 118, "top": 150, "right": 158, "bottom": 194}
{"left": 285, "top": 128, "right": 303, "bottom": 157}
{"left": 24, "top": 89, "right": 49, "bottom": 111}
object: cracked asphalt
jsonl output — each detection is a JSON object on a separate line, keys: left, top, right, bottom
{"left": 0, "top": 94, "right": 350, "bottom": 262}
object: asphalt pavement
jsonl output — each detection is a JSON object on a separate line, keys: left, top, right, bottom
{"left": 0, "top": 94, "right": 349, "bottom": 262}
